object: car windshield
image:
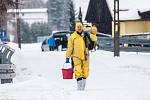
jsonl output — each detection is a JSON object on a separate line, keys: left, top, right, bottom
{"left": 53, "top": 31, "right": 71, "bottom": 38}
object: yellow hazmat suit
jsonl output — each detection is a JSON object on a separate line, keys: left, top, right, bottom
{"left": 66, "top": 22, "right": 97, "bottom": 79}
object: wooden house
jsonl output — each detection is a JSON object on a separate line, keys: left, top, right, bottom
{"left": 85, "top": 0, "right": 112, "bottom": 35}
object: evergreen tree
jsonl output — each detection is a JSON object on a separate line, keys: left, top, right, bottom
{"left": 20, "top": 19, "right": 31, "bottom": 43}
{"left": 68, "top": 0, "right": 75, "bottom": 31}
{"left": 20, "top": 19, "right": 48, "bottom": 43}
{"left": 47, "top": 0, "right": 70, "bottom": 31}
{"left": 30, "top": 22, "right": 48, "bottom": 42}
{"left": 78, "top": 7, "right": 83, "bottom": 23}
{"left": 0, "top": 0, "right": 15, "bottom": 29}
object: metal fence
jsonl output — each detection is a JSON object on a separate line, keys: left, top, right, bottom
{"left": 97, "top": 37, "right": 150, "bottom": 53}
{"left": 0, "top": 44, "right": 16, "bottom": 84}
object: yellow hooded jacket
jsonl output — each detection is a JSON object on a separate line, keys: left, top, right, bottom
{"left": 66, "top": 31, "right": 97, "bottom": 60}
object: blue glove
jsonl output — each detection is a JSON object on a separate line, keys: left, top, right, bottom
{"left": 66, "top": 58, "right": 70, "bottom": 63}
{"left": 84, "top": 31, "right": 90, "bottom": 37}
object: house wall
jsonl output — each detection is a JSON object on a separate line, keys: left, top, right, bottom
{"left": 112, "top": 22, "right": 126, "bottom": 36}
{"left": 146, "top": 21, "right": 150, "bottom": 31}
{"left": 125, "top": 21, "right": 147, "bottom": 34}
{"left": 112, "top": 21, "right": 150, "bottom": 37}
{"left": 120, "top": 22, "right": 126, "bottom": 36}
{"left": 7, "top": 20, "right": 17, "bottom": 42}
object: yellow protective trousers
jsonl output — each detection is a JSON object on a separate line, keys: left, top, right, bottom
{"left": 72, "top": 57, "right": 89, "bottom": 79}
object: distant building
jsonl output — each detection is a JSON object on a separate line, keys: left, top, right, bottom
{"left": 7, "top": 8, "right": 48, "bottom": 42}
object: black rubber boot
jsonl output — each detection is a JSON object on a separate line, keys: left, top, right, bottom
{"left": 77, "top": 77, "right": 83, "bottom": 90}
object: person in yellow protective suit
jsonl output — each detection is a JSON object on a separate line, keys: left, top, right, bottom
{"left": 65, "top": 22, "right": 97, "bottom": 90}
{"left": 89, "top": 25, "right": 97, "bottom": 35}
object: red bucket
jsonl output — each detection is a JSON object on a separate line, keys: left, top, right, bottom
{"left": 62, "top": 68, "right": 73, "bottom": 79}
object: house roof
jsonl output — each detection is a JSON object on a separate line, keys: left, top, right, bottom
{"left": 118, "top": 9, "right": 140, "bottom": 20}
{"left": 8, "top": 8, "right": 48, "bottom": 13}
{"left": 106, "top": 0, "right": 150, "bottom": 20}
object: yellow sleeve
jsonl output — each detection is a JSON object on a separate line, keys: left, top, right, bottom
{"left": 90, "top": 33, "right": 97, "bottom": 41}
{"left": 66, "top": 37, "right": 73, "bottom": 58}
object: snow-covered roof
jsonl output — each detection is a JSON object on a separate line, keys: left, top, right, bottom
{"left": 119, "top": 9, "right": 140, "bottom": 20}
{"left": 8, "top": 8, "right": 48, "bottom": 13}
{"left": 140, "top": 9, "right": 150, "bottom": 13}
{"left": 106, "top": 0, "right": 150, "bottom": 20}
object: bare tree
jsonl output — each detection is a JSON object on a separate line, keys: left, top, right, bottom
{"left": 0, "top": 0, "right": 16, "bottom": 28}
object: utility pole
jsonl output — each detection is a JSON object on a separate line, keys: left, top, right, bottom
{"left": 16, "top": 0, "right": 21, "bottom": 49}
{"left": 114, "top": 0, "right": 120, "bottom": 57}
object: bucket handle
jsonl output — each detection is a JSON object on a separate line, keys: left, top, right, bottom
{"left": 62, "top": 62, "right": 73, "bottom": 69}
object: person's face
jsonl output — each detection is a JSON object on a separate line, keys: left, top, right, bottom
{"left": 76, "top": 25, "right": 83, "bottom": 33}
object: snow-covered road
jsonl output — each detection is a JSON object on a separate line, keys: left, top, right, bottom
{"left": 0, "top": 43, "right": 150, "bottom": 100}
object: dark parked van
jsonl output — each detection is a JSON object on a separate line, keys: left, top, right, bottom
{"left": 41, "top": 31, "right": 72, "bottom": 51}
